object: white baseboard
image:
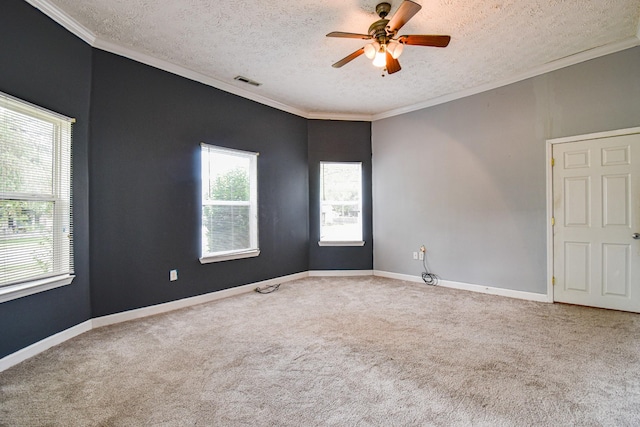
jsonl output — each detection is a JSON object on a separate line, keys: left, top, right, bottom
{"left": 92, "top": 271, "right": 309, "bottom": 328}
{"left": 373, "top": 270, "right": 550, "bottom": 302}
{"left": 0, "top": 272, "right": 309, "bottom": 372}
{"left": 308, "top": 270, "right": 373, "bottom": 277}
{"left": 437, "top": 279, "right": 551, "bottom": 303}
{"left": 373, "top": 270, "right": 423, "bottom": 283}
{"left": 0, "top": 320, "right": 92, "bottom": 372}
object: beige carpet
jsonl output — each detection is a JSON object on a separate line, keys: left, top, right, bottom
{"left": 1, "top": 276, "right": 639, "bottom": 426}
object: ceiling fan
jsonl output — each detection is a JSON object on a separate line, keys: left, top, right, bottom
{"left": 326, "top": 0, "right": 450, "bottom": 75}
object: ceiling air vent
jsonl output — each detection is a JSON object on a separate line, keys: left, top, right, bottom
{"left": 234, "top": 76, "right": 261, "bottom": 87}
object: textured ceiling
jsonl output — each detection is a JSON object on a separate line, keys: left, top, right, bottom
{"left": 36, "top": 0, "right": 640, "bottom": 119}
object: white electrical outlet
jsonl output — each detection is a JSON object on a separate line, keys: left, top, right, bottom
{"left": 170, "top": 269, "right": 178, "bottom": 281}
{"left": 413, "top": 252, "right": 418, "bottom": 260}
{"left": 419, "top": 252, "right": 424, "bottom": 260}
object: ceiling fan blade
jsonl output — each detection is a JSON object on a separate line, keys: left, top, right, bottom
{"left": 387, "top": 0, "right": 422, "bottom": 33}
{"left": 332, "top": 48, "right": 365, "bottom": 68}
{"left": 386, "top": 51, "right": 401, "bottom": 74}
{"left": 398, "top": 35, "right": 451, "bottom": 47}
{"left": 326, "top": 32, "right": 372, "bottom": 40}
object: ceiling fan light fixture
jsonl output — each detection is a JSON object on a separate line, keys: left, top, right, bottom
{"left": 387, "top": 41, "right": 404, "bottom": 59}
{"left": 372, "top": 45, "right": 387, "bottom": 67}
{"left": 364, "top": 42, "right": 380, "bottom": 59}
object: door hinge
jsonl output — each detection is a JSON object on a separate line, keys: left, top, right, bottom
{"left": 551, "top": 157, "right": 555, "bottom": 167}
{"left": 552, "top": 276, "right": 556, "bottom": 286}
{"left": 551, "top": 217, "right": 555, "bottom": 226}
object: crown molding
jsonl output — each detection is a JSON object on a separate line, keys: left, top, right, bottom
{"left": 25, "top": 0, "right": 96, "bottom": 45}
{"left": 307, "top": 112, "right": 373, "bottom": 121}
{"left": 372, "top": 36, "right": 640, "bottom": 121}
{"left": 23, "top": 0, "right": 640, "bottom": 123}
{"left": 95, "top": 37, "right": 373, "bottom": 121}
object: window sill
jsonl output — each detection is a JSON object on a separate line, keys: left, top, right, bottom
{"left": 318, "top": 241, "right": 366, "bottom": 247}
{"left": 199, "top": 248, "right": 261, "bottom": 264}
{"left": 0, "top": 274, "right": 75, "bottom": 304}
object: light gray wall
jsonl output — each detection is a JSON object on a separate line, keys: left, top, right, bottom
{"left": 372, "top": 46, "right": 640, "bottom": 294}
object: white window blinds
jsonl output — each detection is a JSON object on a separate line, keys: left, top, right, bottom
{"left": 0, "top": 92, "right": 74, "bottom": 289}
{"left": 320, "top": 162, "right": 363, "bottom": 242}
{"left": 201, "top": 144, "right": 258, "bottom": 260}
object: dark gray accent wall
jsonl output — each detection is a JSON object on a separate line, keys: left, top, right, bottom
{"left": 0, "top": 0, "right": 92, "bottom": 358}
{"left": 89, "top": 50, "right": 309, "bottom": 316}
{"left": 372, "top": 47, "right": 640, "bottom": 294}
{"left": 308, "top": 120, "right": 373, "bottom": 270}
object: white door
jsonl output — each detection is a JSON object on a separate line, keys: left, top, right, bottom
{"left": 553, "top": 131, "right": 640, "bottom": 312}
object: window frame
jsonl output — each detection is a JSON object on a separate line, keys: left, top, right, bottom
{"left": 318, "top": 161, "right": 365, "bottom": 247}
{"left": 0, "top": 92, "right": 74, "bottom": 304}
{"left": 199, "top": 143, "right": 260, "bottom": 264}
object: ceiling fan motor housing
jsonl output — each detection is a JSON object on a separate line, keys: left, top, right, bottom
{"left": 368, "top": 19, "right": 390, "bottom": 43}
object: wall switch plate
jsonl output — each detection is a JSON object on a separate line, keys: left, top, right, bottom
{"left": 413, "top": 252, "right": 418, "bottom": 260}
{"left": 170, "top": 269, "right": 178, "bottom": 281}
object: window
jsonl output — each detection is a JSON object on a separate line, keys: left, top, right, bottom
{"left": 200, "top": 144, "right": 259, "bottom": 263}
{"left": 319, "top": 162, "right": 364, "bottom": 246}
{"left": 0, "top": 92, "right": 74, "bottom": 303}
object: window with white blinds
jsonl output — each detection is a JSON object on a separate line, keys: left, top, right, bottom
{"left": 0, "top": 92, "right": 74, "bottom": 299}
{"left": 319, "top": 162, "right": 364, "bottom": 245}
{"left": 200, "top": 143, "right": 259, "bottom": 264}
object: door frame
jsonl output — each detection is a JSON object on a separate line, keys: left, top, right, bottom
{"left": 546, "top": 126, "right": 640, "bottom": 303}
